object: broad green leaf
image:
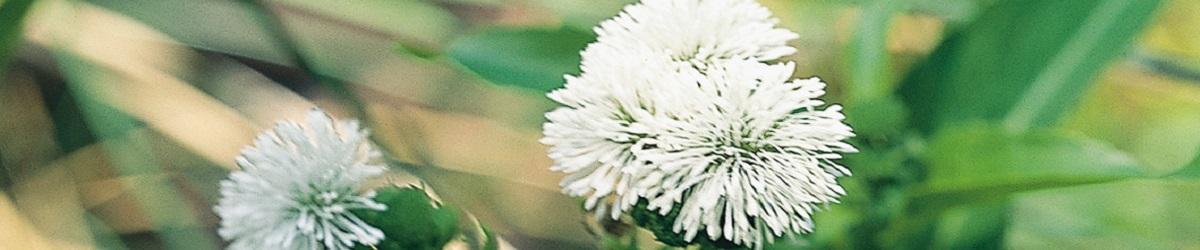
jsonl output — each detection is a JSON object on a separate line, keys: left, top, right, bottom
{"left": 909, "top": 123, "right": 1143, "bottom": 214}
{"left": 898, "top": 0, "right": 1163, "bottom": 133}
{"left": 353, "top": 186, "right": 460, "bottom": 250}
{"left": 447, "top": 27, "right": 594, "bottom": 92}
{"left": 1007, "top": 180, "right": 1200, "bottom": 249}
{"left": 0, "top": 0, "right": 37, "bottom": 82}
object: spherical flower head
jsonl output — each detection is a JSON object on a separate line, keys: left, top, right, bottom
{"left": 544, "top": 59, "right": 856, "bottom": 248}
{"left": 592, "top": 0, "right": 799, "bottom": 65}
{"left": 643, "top": 61, "right": 856, "bottom": 248}
{"left": 216, "top": 109, "right": 387, "bottom": 250}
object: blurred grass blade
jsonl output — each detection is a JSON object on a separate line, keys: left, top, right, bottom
{"left": 899, "top": 0, "right": 1163, "bottom": 133}
{"left": 910, "top": 123, "right": 1143, "bottom": 214}
{"left": 447, "top": 27, "right": 594, "bottom": 92}
{"left": 237, "top": 0, "right": 373, "bottom": 126}
{"left": 57, "top": 51, "right": 219, "bottom": 250}
{"left": 846, "top": 0, "right": 899, "bottom": 101}
{"left": 0, "top": 0, "right": 37, "bottom": 82}
{"left": 271, "top": 0, "right": 461, "bottom": 53}
{"left": 1003, "top": 0, "right": 1164, "bottom": 131}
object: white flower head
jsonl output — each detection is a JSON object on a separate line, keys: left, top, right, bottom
{"left": 544, "top": 0, "right": 854, "bottom": 248}
{"left": 592, "top": 0, "right": 799, "bottom": 65}
{"left": 216, "top": 109, "right": 387, "bottom": 250}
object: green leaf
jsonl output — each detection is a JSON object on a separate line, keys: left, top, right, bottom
{"left": 931, "top": 201, "right": 1009, "bottom": 250}
{"left": 898, "top": 0, "right": 1164, "bottom": 133}
{"left": 447, "top": 27, "right": 594, "bottom": 92}
{"left": 1007, "top": 180, "right": 1200, "bottom": 249}
{"left": 909, "top": 123, "right": 1144, "bottom": 214}
{"left": 353, "top": 186, "right": 460, "bottom": 250}
{"left": 845, "top": 97, "right": 909, "bottom": 139}
{"left": 845, "top": 0, "right": 900, "bottom": 101}
{"left": 1167, "top": 148, "right": 1200, "bottom": 178}
{"left": 0, "top": 0, "right": 37, "bottom": 82}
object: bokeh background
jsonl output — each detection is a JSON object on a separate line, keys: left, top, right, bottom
{"left": 1, "top": 0, "right": 1198, "bottom": 249}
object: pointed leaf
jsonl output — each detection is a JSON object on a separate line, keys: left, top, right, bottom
{"left": 447, "top": 27, "right": 594, "bottom": 92}
{"left": 910, "top": 123, "right": 1144, "bottom": 214}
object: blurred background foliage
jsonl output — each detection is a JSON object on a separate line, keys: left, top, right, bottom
{"left": 0, "top": 0, "right": 1198, "bottom": 249}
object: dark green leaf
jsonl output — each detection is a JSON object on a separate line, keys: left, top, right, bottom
{"left": 0, "top": 0, "right": 37, "bottom": 82}
{"left": 931, "top": 201, "right": 1009, "bottom": 250}
{"left": 910, "top": 123, "right": 1143, "bottom": 214}
{"left": 898, "top": 0, "right": 1164, "bottom": 133}
{"left": 354, "top": 186, "right": 460, "bottom": 250}
{"left": 447, "top": 27, "right": 594, "bottom": 92}
{"left": 845, "top": 97, "right": 909, "bottom": 139}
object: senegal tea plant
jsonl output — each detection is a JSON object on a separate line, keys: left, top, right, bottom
{"left": 541, "top": 0, "right": 857, "bottom": 248}
{"left": 215, "top": 109, "right": 387, "bottom": 250}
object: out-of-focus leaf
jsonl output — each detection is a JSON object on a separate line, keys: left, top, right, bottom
{"left": 899, "top": 0, "right": 1163, "bottom": 133}
{"left": 526, "top": 0, "right": 634, "bottom": 30}
{"left": 447, "top": 27, "right": 593, "bottom": 92}
{"left": 353, "top": 186, "right": 459, "bottom": 250}
{"left": 1139, "top": 0, "right": 1200, "bottom": 73}
{"left": 845, "top": 0, "right": 898, "bottom": 101}
{"left": 1007, "top": 180, "right": 1200, "bottom": 249}
{"left": 931, "top": 201, "right": 1009, "bottom": 250}
{"left": 1167, "top": 149, "right": 1200, "bottom": 178}
{"left": 1062, "top": 67, "right": 1200, "bottom": 173}
{"left": 905, "top": 0, "right": 992, "bottom": 29}
{"left": 0, "top": 0, "right": 37, "bottom": 81}
{"left": 845, "top": 97, "right": 909, "bottom": 139}
{"left": 910, "top": 123, "right": 1143, "bottom": 214}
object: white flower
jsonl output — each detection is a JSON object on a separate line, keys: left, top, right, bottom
{"left": 648, "top": 61, "right": 855, "bottom": 247}
{"left": 591, "top": 0, "right": 799, "bottom": 66}
{"left": 543, "top": 0, "right": 854, "bottom": 248}
{"left": 216, "top": 109, "right": 387, "bottom": 250}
